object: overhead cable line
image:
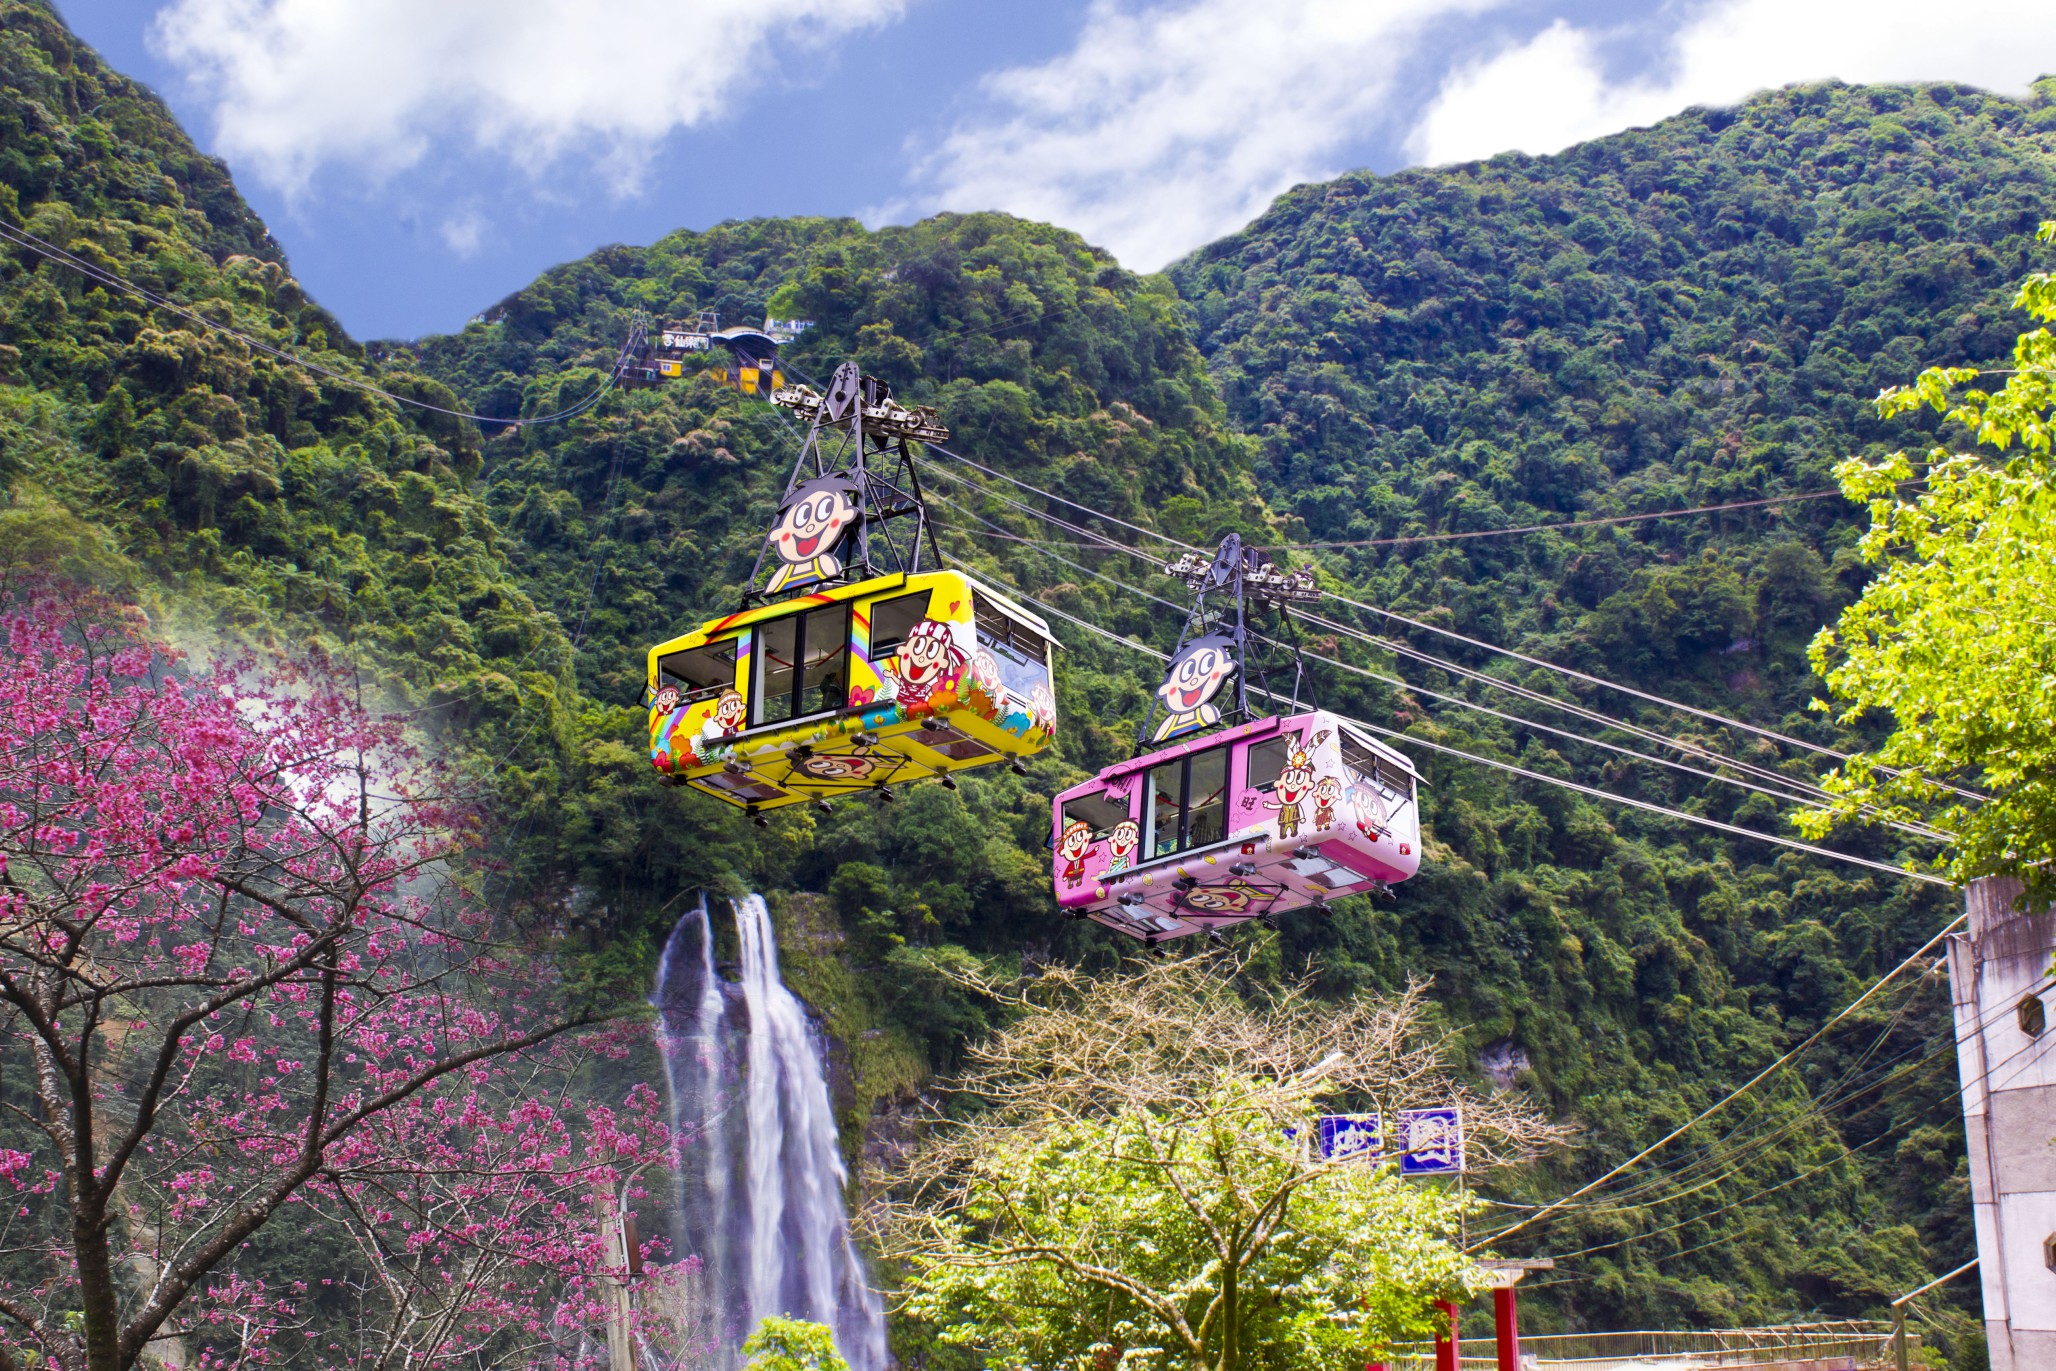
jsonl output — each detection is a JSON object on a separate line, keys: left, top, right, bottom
{"left": 0, "top": 220, "right": 623, "bottom": 428}
{"left": 924, "top": 486, "right": 1951, "bottom": 885}
{"left": 920, "top": 465, "right": 1948, "bottom": 844}
{"left": 1248, "top": 489, "right": 1857, "bottom": 549}
{"left": 917, "top": 441, "right": 1909, "bottom": 778}
{"left": 1475, "top": 907, "right": 1968, "bottom": 1251}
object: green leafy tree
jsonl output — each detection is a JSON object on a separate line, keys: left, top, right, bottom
{"left": 742, "top": 1316, "right": 850, "bottom": 1371}
{"left": 1802, "top": 221, "right": 2056, "bottom": 901}
{"left": 869, "top": 958, "right": 1558, "bottom": 1371}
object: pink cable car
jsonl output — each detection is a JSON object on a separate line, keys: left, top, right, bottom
{"left": 1050, "top": 537, "right": 1423, "bottom": 945}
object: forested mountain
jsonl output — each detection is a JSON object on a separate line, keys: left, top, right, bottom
{"left": 0, "top": 0, "right": 2035, "bottom": 1358}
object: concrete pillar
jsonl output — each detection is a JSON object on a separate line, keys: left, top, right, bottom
{"left": 1949, "top": 877, "right": 2056, "bottom": 1371}
{"left": 1493, "top": 1285, "right": 1520, "bottom": 1371}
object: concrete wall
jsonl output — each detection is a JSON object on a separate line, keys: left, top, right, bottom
{"left": 1949, "top": 877, "right": 2056, "bottom": 1371}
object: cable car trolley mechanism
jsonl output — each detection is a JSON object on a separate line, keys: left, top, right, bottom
{"left": 1050, "top": 535, "right": 1421, "bottom": 946}
{"left": 643, "top": 362, "right": 1058, "bottom": 819}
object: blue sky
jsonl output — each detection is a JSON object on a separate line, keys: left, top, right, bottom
{"left": 55, "top": 0, "right": 2056, "bottom": 343}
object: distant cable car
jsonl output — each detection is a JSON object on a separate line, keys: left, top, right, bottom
{"left": 1050, "top": 535, "right": 1422, "bottom": 945}
{"left": 645, "top": 361, "right": 1057, "bottom": 818}
{"left": 620, "top": 309, "right": 813, "bottom": 396}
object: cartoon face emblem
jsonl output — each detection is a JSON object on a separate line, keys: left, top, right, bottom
{"left": 764, "top": 475, "right": 860, "bottom": 592}
{"left": 1105, "top": 819, "right": 1140, "bottom": 870}
{"left": 1152, "top": 633, "right": 1237, "bottom": 742}
{"left": 1182, "top": 881, "right": 1262, "bottom": 915}
{"left": 794, "top": 753, "right": 876, "bottom": 782}
{"left": 890, "top": 619, "right": 965, "bottom": 709}
{"left": 972, "top": 647, "right": 1006, "bottom": 695}
{"left": 1274, "top": 751, "right": 1314, "bottom": 804}
{"left": 709, "top": 689, "right": 747, "bottom": 735}
{"left": 651, "top": 685, "right": 682, "bottom": 714}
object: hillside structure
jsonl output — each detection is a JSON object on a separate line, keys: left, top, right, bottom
{"left": 1950, "top": 877, "right": 2056, "bottom": 1370}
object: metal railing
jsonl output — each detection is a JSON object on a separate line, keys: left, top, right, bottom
{"left": 1383, "top": 1320, "right": 1906, "bottom": 1369}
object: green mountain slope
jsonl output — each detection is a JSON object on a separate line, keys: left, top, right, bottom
{"left": 0, "top": 0, "right": 2008, "bottom": 1352}
{"left": 1163, "top": 80, "right": 2056, "bottom": 1336}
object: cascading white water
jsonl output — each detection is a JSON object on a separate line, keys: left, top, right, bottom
{"left": 655, "top": 895, "right": 888, "bottom": 1371}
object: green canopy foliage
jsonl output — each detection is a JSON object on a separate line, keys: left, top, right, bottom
{"left": 0, "top": 0, "right": 2028, "bottom": 1355}
{"left": 1803, "top": 221, "right": 2056, "bottom": 901}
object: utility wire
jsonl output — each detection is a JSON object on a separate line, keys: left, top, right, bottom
{"left": 1249, "top": 489, "right": 1856, "bottom": 549}
{"left": 0, "top": 220, "right": 622, "bottom": 428}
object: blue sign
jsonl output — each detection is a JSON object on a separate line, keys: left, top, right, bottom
{"left": 1316, "top": 1114, "right": 1382, "bottom": 1163}
{"left": 1396, "top": 1107, "right": 1465, "bottom": 1175}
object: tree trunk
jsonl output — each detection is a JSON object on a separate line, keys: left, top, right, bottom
{"left": 74, "top": 1207, "right": 123, "bottom": 1371}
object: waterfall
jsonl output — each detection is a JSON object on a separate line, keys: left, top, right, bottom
{"left": 654, "top": 895, "right": 889, "bottom": 1371}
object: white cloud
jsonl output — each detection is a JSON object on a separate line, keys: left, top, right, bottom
{"left": 889, "top": 0, "right": 1499, "bottom": 272}
{"left": 1412, "top": 0, "right": 2056, "bottom": 167}
{"left": 439, "top": 209, "right": 487, "bottom": 259}
{"left": 151, "top": 0, "right": 907, "bottom": 196}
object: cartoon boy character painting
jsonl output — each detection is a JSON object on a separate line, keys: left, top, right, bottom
{"left": 887, "top": 619, "right": 965, "bottom": 711}
{"left": 1311, "top": 776, "right": 1341, "bottom": 831}
{"left": 1181, "top": 881, "right": 1264, "bottom": 916}
{"left": 1104, "top": 818, "right": 1141, "bottom": 874}
{"left": 1152, "top": 633, "right": 1238, "bottom": 742}
{"left": 1057, "top": 819, "right": 1096, "bottom": 886}
{"left": 651, "top": 685, "right": 682, "bottom": 715}
{"left": 1028, "top": 682, "right": 1058, "bottom": 735}
{"left": 764, "top": 474, "right": 861, "bottom": 594}
{"left": 794, "top": 753, "right": 876, "bottom": 783}
{"left": 699, "top": 688, "right": 747, "bottom": 743}
{"left": 1265, "top": 749, "right": 1314, "bottom": 841}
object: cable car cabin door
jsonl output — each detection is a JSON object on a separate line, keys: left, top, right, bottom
{"left": 646, "top": 571, "right": 1058, "bottom": 811}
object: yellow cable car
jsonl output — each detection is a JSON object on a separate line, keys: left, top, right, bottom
{"left": 646, "top": 568, "right": 1058, "bottom": 812}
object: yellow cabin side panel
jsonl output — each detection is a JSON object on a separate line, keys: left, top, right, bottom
{"left": 645, "top": 573, "right": 1056, "bottom": 809}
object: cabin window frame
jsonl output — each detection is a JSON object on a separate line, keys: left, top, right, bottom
{"left": 1140, "top": 743, "right": 1232, "bottom": 863}
{"left": 657, "top": 635, "right": 741, "bottom": 709}
{"left": 748, "top": 602, "right": 852, "bottom": 731}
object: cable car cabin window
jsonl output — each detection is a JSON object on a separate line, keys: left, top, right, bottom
{"left": 1246, "top": 734, "right": 1300, "bottom": 793}
{"left": 752, "top": 605, "right": 850, "bottom": 728}
{"left": 869, "top": 591, "right": 931, "bottom": 663}
{"left": 1062, "top": 791, "right": 1130, "bottom": 841}
{"left": 973, "top": 600, "right": 1053, "bottom": 701}
{"left": 1144, "top": 747, "right": 1230, "bottom": 860}
{"left": 658, "top": 637, "right": 738, "bottom": 708}
{"left": 1340, "top": 735, "right": 1414, "bottom": 801}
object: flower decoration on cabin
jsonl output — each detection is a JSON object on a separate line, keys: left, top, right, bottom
{"left": 764, "top": 474, "right": 860, "bottom": 594}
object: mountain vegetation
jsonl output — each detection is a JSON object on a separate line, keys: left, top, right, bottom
{"left": 0, "top": 0, "right": 2041, "bottom": 1361}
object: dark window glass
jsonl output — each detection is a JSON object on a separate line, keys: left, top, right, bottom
{"left": 658, "top": 637, "right": 738, "bottom": 706}
{"left": 754, "top": 616, "right": 799, "bottom": 726}
{"left": 1148, "top": 761, "right": 1183, "bottom": 858}
{"left": 752, "top": 606, "right": 850, "bottom": 727}
{"left": 1063, "top": 791, "right": 1130, "bottom": 840}
{"left": 802, "top": 606, "right": 850, "bottom": 715}
{"left": 1342, "top": 733, "right": 1415, "bottom": 800}
{"left": 1247, "top": 736, "right": 1294, "bottom": 792}
{"left": 975, "top": 600, "right": 1049, "bottom": 664}
{"left": 1187, "top": 749, "right": 1227, "bottom": 850}
{"left": 870, "top": 591, "right": 931, "bottom": 662}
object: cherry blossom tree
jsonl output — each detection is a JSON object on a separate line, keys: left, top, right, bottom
{"left": 0, "top": 582, "right": 677, "bottom": 1371}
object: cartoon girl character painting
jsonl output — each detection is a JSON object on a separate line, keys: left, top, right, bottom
{"left": 764, "top": 474, "right": 861, "bottom": 595}
{"left": 699, "top": 688, "right": 747, "bottom": 743}
{"left": 1151, "top": 633, "right": 1237, "bottom": 742}
{"left": 1350, "top": 780, "right": 1390, "bottom": 839}
{"left": 1056, "top": 819, "right": 1095, "bottom": 887}
{"left": 970, "top": 646, "right": 1010, "bottom": 712}
{"left": 887, "top": 619, "right": 965, "bottom": 711}
{"left": 1265, "top": 750, "right": 1314, "bottom": 841}
{"left": 651, "top": 685, "right": 682, "bottom": 715}
{"left": 1105, "top": 818, "right": 1140, "bottom": 874}
{"left": 1311, "top": 776, "right": 1341, "bottom": 831}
